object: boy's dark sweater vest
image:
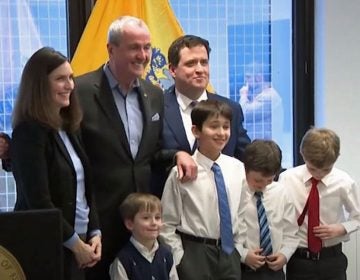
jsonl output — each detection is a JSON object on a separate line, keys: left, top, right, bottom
{"left": 117, "top": 241, "right": 173, "bottom": 280}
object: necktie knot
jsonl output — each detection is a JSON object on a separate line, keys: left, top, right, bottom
{"left": 189, "top": 100, "right": 198, "bottom": 109}
{"left": 211, "top": 162, "right": 220, "bottom": 173}
{"left": 311, "top": 177, "right": 319, "bottom": 187}
{"left": 254, "top": 191, "right": 263, "bottom": 199}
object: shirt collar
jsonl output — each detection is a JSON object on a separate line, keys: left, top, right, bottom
{"left": 103, "top": 63, "right": 140, "bottom": 92}
{"left": 301, "top": 165, "right": 313, "bottom": 185}
{"left": 193, "top": 149, "right": 223, "bottom": 171}
{"left": 175, "top": 88, "right": 208, "bottom": 111}
{"left": 130, "top": 236, "right": 159, "bottom": 256}
{"left": 301, "top": 164, "right": 333, "bottom": 187}
{"left": 317, "top": 170, "right": 333, "bottom": 187}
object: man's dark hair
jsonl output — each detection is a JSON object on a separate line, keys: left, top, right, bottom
{"left": 168, "top": 35, "right": 211, "bottom": 67}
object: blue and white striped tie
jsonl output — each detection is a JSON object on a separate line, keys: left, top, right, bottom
{"left": 255, "top": 192, "right": 273, "bottom": 256}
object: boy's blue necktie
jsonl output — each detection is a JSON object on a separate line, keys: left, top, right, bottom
{"left": 211, "top": 163, "right": 235, "bottom": 255}
{"left": 255, "top": 191, "right": 273, "bottom": 256}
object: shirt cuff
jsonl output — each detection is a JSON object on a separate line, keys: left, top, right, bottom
{"left": 63, "top": 232, "right": 80, "bottom": 249}
{"left": 89, "top": 229, "right": 102, "bottom": 239}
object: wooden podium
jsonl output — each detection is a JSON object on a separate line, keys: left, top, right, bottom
{"left": 0, "top": 209, "right": 63, "bottom": 280}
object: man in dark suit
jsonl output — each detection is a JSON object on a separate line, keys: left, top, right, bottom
{"left": 75, "top": 17, "right": 196, "bottom": 280}
{"left": 152, "top": 35, "right": 250, "bottom": 197}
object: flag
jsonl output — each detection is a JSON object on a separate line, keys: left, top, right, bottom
{"left": 71, "top": 0, "right": 182, "bottom": 90}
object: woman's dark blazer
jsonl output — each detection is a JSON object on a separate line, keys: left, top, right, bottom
{"left": 11, "top": 120, "right": 99, "bottom": 241}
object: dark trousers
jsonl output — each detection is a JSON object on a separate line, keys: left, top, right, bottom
{"left": 241, "top": 263, "right": 285, "bottom": 280}
{"left": 286, "top": 244, "right": 347, "bottom": 280}
{"left": 177, "top": 235, "right": 242, "bottom": 280}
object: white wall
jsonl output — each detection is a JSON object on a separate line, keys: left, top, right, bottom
{"left": 315, "top": 0, "right": 360, "bottom": 279}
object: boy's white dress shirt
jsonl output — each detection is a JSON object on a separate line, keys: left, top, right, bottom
{"left": 279, "top": 164, "right": 360, "bottom": 248}
{"left": 160, "top": 150, "right": 247, "bottom": 265}
{"left": 239, "top": 180, "right": 299, "bottom": 262}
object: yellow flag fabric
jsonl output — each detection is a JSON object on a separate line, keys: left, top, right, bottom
{"left": 71, "top": 0, "right": 182, "bottom": 90}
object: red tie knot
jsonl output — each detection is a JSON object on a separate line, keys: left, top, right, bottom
{"left": 311, "top": 177, "right": 319, "bottom": 187}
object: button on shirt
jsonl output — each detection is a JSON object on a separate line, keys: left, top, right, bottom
{"left": 239, "top": 181, "right": 299, "bottom": 262}
{"left": 104, "top": 64, "right": 143, "bottom": 159}
{"left": 279, "top": 164, "right": 360, "bottom": 248}
{"left": 160, "top": 150, "right": 247, "bottom": 265}
{"left": 175, "top": 89, "right": 207, "bottom": 149}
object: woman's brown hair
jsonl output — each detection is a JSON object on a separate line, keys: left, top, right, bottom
{"left": 12, "top": 47, "right": 82, "bottom": 132}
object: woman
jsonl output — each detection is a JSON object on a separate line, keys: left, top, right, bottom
{"left": 11, "top": 47, "right": 101, "bottom": 280}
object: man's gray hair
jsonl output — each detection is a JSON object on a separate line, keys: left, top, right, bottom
{"left": 107, "top": 16, "right": 149, "bottom": 45}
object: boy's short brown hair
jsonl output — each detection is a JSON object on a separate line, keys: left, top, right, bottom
{"left": 300, "top": 127, "right": 340, "bottom": 168}
{"left": 243, "top": 139, "right": 282, "bottom": 176}
{"left": 119, "top": 193, "right": 162, "bottom": 221}
{"left": 191, "top": 99, "right": 232, "bottom": 130}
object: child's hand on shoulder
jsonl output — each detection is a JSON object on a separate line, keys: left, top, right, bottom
{"left": 313, "top": 223, "right": 346, "bottom": 239}
{"left": 244, "top": 248, "right": 266, "bottom": 270}
{"left": 266, "top": 253, "right": 286, "bottom": 271}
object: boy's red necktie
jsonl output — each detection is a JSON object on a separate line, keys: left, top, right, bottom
{"left": 297, "top": 177, "right": 322, "bottom": 253}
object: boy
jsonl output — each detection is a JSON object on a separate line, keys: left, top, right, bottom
{"left": 160, "top": 100, "right": 246, "bottom": 280}
{"left": 279, "top": 128, "right": 360, "bottom": 280}
{"left": 239, "top": 140, "right": 299, "bottom": 280}
{"left": 109, "top": 193, "right": 178, "bottom": 280}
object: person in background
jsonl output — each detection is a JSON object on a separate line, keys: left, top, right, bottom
{"left": 239, "top": 139, "right": 299, "bottom": 280}
{"left": 279, "top": 127, "right": 360, "bottom": 280}
{"left": 160, "top": 100, "right": 246, "bottom": 280}
{"left": 11, "top": 47, "right": 101, "bottom": 280}
{"left": 238, "top": 62, "right": 282, "bottom": 141}
{"left": 151, "top": 34, "right": 250, "bottom": 197}
{"left": 109, "top": 193, "right": 178, "bottom": 280}
{"left": 0, "top": 132, "right": 11, "bottom": 171}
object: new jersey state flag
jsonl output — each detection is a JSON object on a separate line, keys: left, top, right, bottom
{"left": 71, "top": 0, "right": 182, "bottom": 90}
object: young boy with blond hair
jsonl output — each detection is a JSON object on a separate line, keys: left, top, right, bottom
{"left": 279, "top": 128, "right": 360, "bottom": 280}
{"left": 109, "top": 193, "right": 178, "bottom": 280}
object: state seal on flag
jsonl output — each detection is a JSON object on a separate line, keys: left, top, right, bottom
{"left": 146, "top": 47, "right": 174, "bottom": 90}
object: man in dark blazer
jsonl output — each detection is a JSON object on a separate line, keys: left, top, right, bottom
{"left": 75, "top": 17, "right": 164, "bottom": 280}
{"left": 151, "top": 35, "right": 250, "bottom": 197}
{"left": 76, "top": 68, "right": 163, "bottom": 280}
{"left": 75, "top": 17, "right": 196, "bottom": 280}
